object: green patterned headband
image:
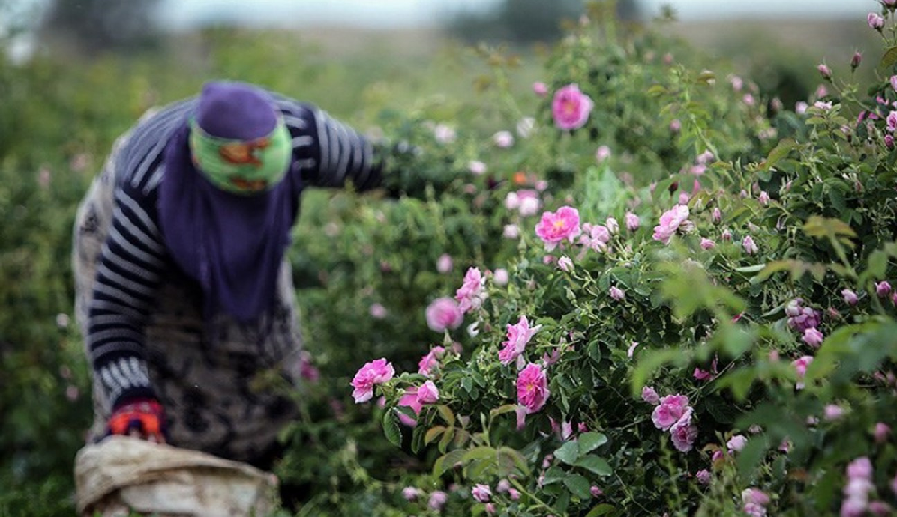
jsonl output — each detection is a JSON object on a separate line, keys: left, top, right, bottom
{"left": 189, "top": 117, "right": 291, "bottom": 194}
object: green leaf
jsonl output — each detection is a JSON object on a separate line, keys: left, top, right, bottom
{"left": 765, "top": 138, "right": 796, "bottom": 168}
{"left": 577, "top": 432, "right": 608, "bottom": 455}
{"left": 424, "top": 426, "right": 445, "bottom": 445}
{"left": 543, "top": 466, "right": 566, "bottom": 485}
{"left": 736, "top": 434, "right": 771, "bottom": 478}
{"left": 563, "top": 473, "right": 593, "bottom": 499}
{"left": 436, "top": 405, "right": 455, "bottom": 427}
{"left": 574, "top": 454, "right": 612, "bottom": 476}
{"left": 585, "top": 504, "right": 616, "bottom": 516}
{"left": 462, "top": 446, "right": 497, "bottom": 464}
{"left": 433, "top": 449, "right": 466, "bottom": 476}
{"left": 553, "top": 440, "right": 581, "bottom": 465}
{"left": 881, "top": 46, "right": 897, "bottom": 70}
{"left": 382, "top": 410, "right": 402, "bottom": 448}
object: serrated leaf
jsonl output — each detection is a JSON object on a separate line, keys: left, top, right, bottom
{"left": 577, "top": 432, "right": 608, "bottom": 455}
{"left": 563, "top": 473, "right": 593, "bottom": 499}
{"left": 765, "top": 138, "right": 796, "bottom": 168}
{"left": 424, "top": 426, "right": 445, "bottom": 445}
{"left": 881, "top": 46, "right": 897, "bottom": 70}
{"left": 433, "top": 449, "right": 466, "bottom": 476}
{"left": 553, "top": 440, "right": 581, "bottom": 465}
{"left": 543, "top": 465, "right": 566, "bottom": 485}
{"left": 585, "top": 504, "right": 616, "bottom": 517}
{"left": 439, "top": 425, "right": 455, "bottom": 453}
{"left": 382, "top": 410, "right": 402, "bottom": 447}
{"left": 436, "top": 405, "right": 455, "bottom": 427}
{"left": 574, "top": 454, "right": 612, "bottom": 476}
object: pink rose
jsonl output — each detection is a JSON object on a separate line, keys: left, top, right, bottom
{"left": 727, "top": 434, "right": 747, "bottom": 452}
{"left": 651, "top": 394, "right": 689, "bottom": 430}
{"left": 425, "top": 297, "right": 463, "bottom": 332}
{"left": 455, "top": 267, "right": 488, "bottom": 313}
{"left": 743, "top": 235, "right": 758, "bottom": 254}
{"left": 351, "top": 358, "right": 395, "bottom": 403}
{"left": 803, "top": 327, "right": 824, "bottom": 348}
{"left": 625, "top": 212, "right": 640, "bottom": 231}
{"left": 499, "top": 315, "right": 542, "bottom": 365}
{"left": 428, "top": 491, "right": 447, "bottom": 510}
{"left": 669, "top": 408, "right": 698, "bottom": 452}
{"left": 417, "top": 380, "right": 440, "bottom": 404}
{"left": 472, "top": 484, "right": 492, "bottom": 503}
{"left": 742, "top": 488, "right": 770, "bottom": 506}
{"left": 535, "top": 206, "right": 582, "bottom": 251}
{"left": 418, "top": 346, "right": 445, "bottom": 376}
{"left": 641, "top": 386, "right": 660, "bottom": 405}
{"left": 552, "top": 83, "right": 593, "bottom": 130}
{"left": 609, "top": 286, "right": 625, "bottom": 301}
{"left": 516, "top": 363, "right": 550, "bottom": 414}
{"left": 842, "top": 289, "right": 859, "bottom": 306}
{"left": 436, "top": 254, "right": 453, "bottom": 273}
{"left": 533, "top": 81, "right": 548, "bottom": 97}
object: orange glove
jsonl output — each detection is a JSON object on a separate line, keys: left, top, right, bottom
{"left": 106, "top": 398, "right": 167, "bottom": 443}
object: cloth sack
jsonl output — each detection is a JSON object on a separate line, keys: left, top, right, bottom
{"left": 74, "top": 436, "right": 279, "bottom": 517}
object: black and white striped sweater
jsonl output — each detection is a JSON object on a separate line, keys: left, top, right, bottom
{"left": 87, "top": 92, "right": 384, "bottom": 411}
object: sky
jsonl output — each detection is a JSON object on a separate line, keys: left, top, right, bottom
{"left": 153, "top": 0, "right": 876, "bottom": 28}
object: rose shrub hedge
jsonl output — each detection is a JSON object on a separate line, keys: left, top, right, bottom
{"left": 331, "top": 3, "right": 897, "bottom": 517}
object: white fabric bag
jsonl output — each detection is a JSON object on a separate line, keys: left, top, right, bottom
{"left": 74, "top": 436, "right": 279, "bottom": 517}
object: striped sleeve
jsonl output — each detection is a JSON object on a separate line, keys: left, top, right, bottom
{"left": 87, "top": 182, "right": 167, "bottom": 411}
{"left": 274, "top": 97, "right": 384, "bottom": 191}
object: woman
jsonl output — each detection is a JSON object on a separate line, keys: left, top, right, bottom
{"left": 72, "top": 80, "right": 391, "bottom": 471}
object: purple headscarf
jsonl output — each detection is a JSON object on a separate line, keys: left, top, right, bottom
{"left": 157, "top": 82, "right": 300, "bottom": 322}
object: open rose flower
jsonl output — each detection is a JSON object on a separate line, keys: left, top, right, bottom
{"left": 425, "top": 297, "right": 463, "bottom": 332}
{"left": 351, "top": 358, "right": 395, "bottom": 403}
{"left": 455, "top": 267, "right": 488, "bottom": 313}
{"left": 670, "top": 408, "right": 698, "bottom": 452}
{"left": 535, "top": 206, "right": 581, "bottom": 251}
{"left": 652, "top": 394, "right": 690, "bottom": 430}
{"left": 552, "top": 83, "right": 593, "bottom": 130}
{"left": 499, "top": 315, "right": 542, "bottom": 365}
{"left": 517, "top": 363, "right": 550, "bottom": 413}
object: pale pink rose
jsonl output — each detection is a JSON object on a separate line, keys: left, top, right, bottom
{"left": 712, "top": 207, "right": 722, "bottom": 223}
{"left": 696, "top": 469, "right": 711, "bottom": 484}
{"left": 817, "top": 63, "right": 832, "bottom": 79}
{"left": 437, "top": 254, "right": 454, "bottom": 273}
{"left": 590, "top": 486, "right": 603, "bottom": 497}
{"left": 606, "top": 217, "right": 619, "bottom": 234}
{"left": 869, "top": 12, "right": 885, "bottom": 30}
{"left": 558, "top": 255, "right": 574, "bottom": 272}
{"left": 796, "top": 101, "right": 808, "bottom": 114}
{"left": 670, "top": 408, "right": 698, "bottom": 452}
{"left": 533, "top": 81, "right": 548, "bottom": 97}
{"left": 743, "top": 235, "right": 758, "bottom": 254}
{"left": 889, "top": 112, "right": 897, "bottom": 133}
{"left": 428, "top": 491, "right": 448, "bottom": 510}
{"left": 823, "top": 404, "right": 845, "bottom": 421}
{"left": 803, "top": 327, "right": 824, "bottom": 348}
{"left": 874, "top": 423, "right": 891, "bottom": 443}
{"left": 402, "top": 487, "right": 421, "bottom": 501}
{"left": 670, "top": 119, "right": 681, "bottom": 132}
{"left": 493, "top": 268, "right": 509, "bottom": 286}
{"left": 742, "top": 488, "right": 770, "bottom": 506}
{"left": 535, "top": 206, "right": 582, "bottom": 251}
{"left": 426, "top": 297, "right": 463, "bottom": 332}
{"left": 653, "top": 205, "right": 689, "bottom": 244}
{"left": 596, "top": 145, "right": 611, "bottom": 162}
{"left": 516, "top": 189, "right": 542, "bottom": 216}
{"left": 625, "top": 212, "right": 640, "bottom": 231}
{"left": 552, "top": 83, "right": 593, "bottom": 130}
{"left": 627, "top": 341, "right": 640, "bottom": 358}
{"left": 516, "top": 363, "right": 550, "bottom": 414}
{"left": 505, "top": 191, "right": 520, "bottom": 210}
{"left": 743, "top": 502, "right": 768, "bottom": 517}
{"left": 433, "top": 123, "right": 456, "bottom": 144}
{"left": 499, "top": 315, "right": 542, "bottom": 365}
{"left": 700, "top": 238, "right": 716, "bottom": 250}
{"left": 727, "top": 434, "right": 747, "bottom": 452}
{"left": 370, "top": 303, "right": 387, "bottom": 319}
{"left": 351, "top": 358, "right": 395, "bottom": 403}
{"left": 508, "top": 488, "right": 520, "bottom": 500}
{"left": 469, "top": 160, "right": 487, "bottom": 175}
{"left": 455, "top": 267, "right": 488, "bottom": 313}
{"left": 651, "top": 394, "right": 689, "bottom": 430}
{"left": 641, "top": 386, "right": 660, "bottom": 405}
{"left": 609, "top": 286, "right": 625, "bottom": 301}
{"left": 876, "top": 281, "right": 891, "bottom": 297}
{"left": 472, "top": 484, "right": 492, "bottom": 503}
{"left": 493, "top": 130, "right": 515, "bottom": 148}
{"left": 397, "top": 387, "right": 423, "bottom": 427}
{"left": 847, "top": 457, "right": 873, "bottom": 481}
{"left": 842, "top": 289, "right": 859, "bottom": 305}
{"left": 503, "top": 224, "right": 520, "bottom": 239}
{"left": 496, "top": 479, "right": 510, "bottom": 493}
{"left": 758, "top": 191, "right": 770, "bottom": 205}
{"left": 485, "top": 503, "right": 496, "bottom": 514}
{"left": 418, "top": 346, "right": 446, "bottom": 376}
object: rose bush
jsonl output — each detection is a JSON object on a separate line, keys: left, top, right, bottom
{"left": 348, "top": 3, "right": 897, "bottom": 516}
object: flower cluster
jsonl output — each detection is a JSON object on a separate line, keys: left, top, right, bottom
{"left": 647, "top": 391, "right": 698, "bottom": 452}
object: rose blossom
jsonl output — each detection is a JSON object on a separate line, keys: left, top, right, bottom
{"left": 609, "top": 286, "right": 625, "bottom": 301}
{"left": 428, "top": 491, "right": 447, "bottom": 510}
{"left": 625, "top": 212, "right": 640, "bottom": 231}
{"left": 535, "top": 206, "right": 582, "bottom": 251}
{"left": 493, "top": 268, "right": 509, "bottom": 286}
{"left": 670, "top": 408, "right": 698, "bottom": 452}
{"left": 727, "top": 434, "right": 747, "bottom": 452}
{"left": 455, "top": 267, "right": 488, "bottom": 313}
{"left": 700, "top": 238, "right": 716, "bottom": 250}
{"left": 642, "top": 386, "right": 660, "bottom": 405}
{"left": 472, "top": 484, "right": 492, "bottom": 503}
{"left": 517, "top": 363, "right": 550, "bottom": 413}
{"left": 842, "top": 289, "right": 859, "bottom": 305}
{"left": 552, "top": 83, "right": 593, "bottom": 130}
{"left": 425, "top": 297, "right": 463, "bottom": 332}
{"left": 793, "top": 355, "right": 813, "bottom": 390}
{"left": 652, "top": 395, "right": 690, "bottom": 430}
{"left": 499, "top": 315, "right": 542, "bottom": 365}
{"left": 558, "top": 255, "right": 574, "bottom": 272}
{"left": 436, "top": 254, "right": 453, "bottom": 273}
{"left": 652, "top": 205, "right": 689, "bottom": 244}
{"left": 418, "top": 346, "right": 446, "bottom": 376}
{"left": 533, "top": 81, "right": 548, "bottom": 97}
{"left": 803, "top": 327, "right": 824, "bottom": 348}
{"left": 351, "top": 358, "right": 395, "bottom": 403}
{"left": 743, "top": 235, "right": 758, "bottom": 254}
